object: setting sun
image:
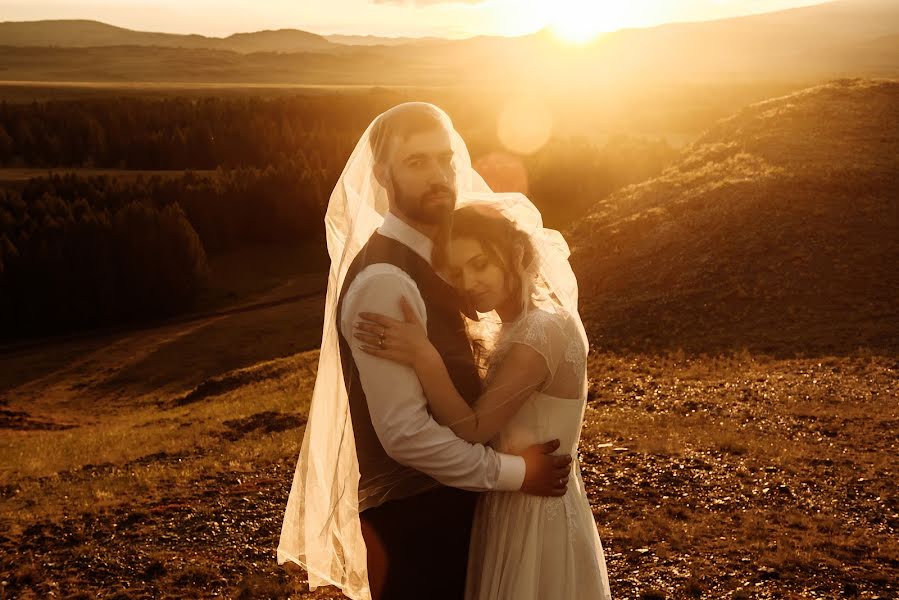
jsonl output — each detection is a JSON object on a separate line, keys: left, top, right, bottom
{"left": 547, "top": 0, "right": 641, "bottom": 44}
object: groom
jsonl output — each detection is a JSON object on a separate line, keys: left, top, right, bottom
{"left": 336, "top": 103, "right": 571, "bottom": 600}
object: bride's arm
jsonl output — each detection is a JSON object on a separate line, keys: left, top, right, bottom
{"left": 354, "top": 297, "right": 550, "bottom": 444}
{"left": 413, "top": 342, "right": 549, "bottom": 443}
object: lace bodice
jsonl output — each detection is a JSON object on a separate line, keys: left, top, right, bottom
{"left": 483, "top": 308, "right": 589, "bottom": 456}
{"left": 485, "top": 308, "right": 588, "bottom": 401}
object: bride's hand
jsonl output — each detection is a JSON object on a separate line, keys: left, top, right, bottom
{"left": 354, "top": 296, "right": 437, "bottom": 369}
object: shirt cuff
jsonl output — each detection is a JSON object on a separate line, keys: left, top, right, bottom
{"left": 493, "top": 453, "right": 526, "bottom": 491}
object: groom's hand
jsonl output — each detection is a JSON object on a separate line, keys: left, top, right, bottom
{"left": 517, "top": 439, "right": 571, "bottom": 497}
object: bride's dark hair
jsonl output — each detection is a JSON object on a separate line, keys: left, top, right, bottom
{"left": 433, "top": 204, "right": 537, "bottom": 373}
{"left": 432, "top": 204, "right": 536, "bottom": 287}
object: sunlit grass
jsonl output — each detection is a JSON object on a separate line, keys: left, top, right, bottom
{"left": 0, "top": 351, "right": 318, "bottom": 529}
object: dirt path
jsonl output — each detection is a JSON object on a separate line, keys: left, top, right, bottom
{"left": 0, "top": 279, "right": 324, "bottom": 421}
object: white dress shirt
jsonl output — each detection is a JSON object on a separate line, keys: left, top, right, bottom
{"left": 339, "top": 211, "right": 526, "bottom": 492}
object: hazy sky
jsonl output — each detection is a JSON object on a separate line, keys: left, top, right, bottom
{"left": 0, "top": 0, "right": 833, "bottom": 38}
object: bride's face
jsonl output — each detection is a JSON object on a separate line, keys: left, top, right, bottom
{"left": 446, "top": 236, "right": 511, "bottom": 313}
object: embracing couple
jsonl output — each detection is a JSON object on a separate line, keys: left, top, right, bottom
{"left": 278, "top": 102, "right": 612, "bottom": 600}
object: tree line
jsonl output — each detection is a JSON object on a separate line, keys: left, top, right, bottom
{"left": 0, "top": 162, "right": 329, "bottom": 339}
{"left": 0, "top": 92, "right": 677, "bottom": 339}
{"left": 0, "top": 94, "right": 377, "bottom": 170}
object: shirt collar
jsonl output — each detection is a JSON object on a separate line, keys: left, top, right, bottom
{"left": 378, "top": 211, "right": 435, "bottom": 266}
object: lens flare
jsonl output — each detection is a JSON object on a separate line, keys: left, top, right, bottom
{"left": 497, "top": 97, "right": 553, "bottom": 155}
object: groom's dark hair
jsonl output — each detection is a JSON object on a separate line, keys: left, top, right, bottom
{"left": 369, "top": 103, "right": 448, "bottom": 165}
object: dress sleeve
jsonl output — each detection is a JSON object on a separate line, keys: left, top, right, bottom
{"left": 494, "top": 309, "right": 570, "bottom": 392}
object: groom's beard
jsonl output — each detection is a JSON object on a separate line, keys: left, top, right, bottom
{"left": 394, "top": 181, "right": 456, "bottom": 226}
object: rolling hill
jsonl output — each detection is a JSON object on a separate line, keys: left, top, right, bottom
{"left": 324, "top": 34, "right": 440, "bottom": 46}
{"left": 0, "top": 0, "right": 896, "bottom": 86}
{"left": 573, "top": 0, "right": 899, "bottom": 83}
{"left": 0, "top": 20, "right": 444, "bottom": 52}
{"left": 0, "top": 19, "right": 335, "bottom": 53}
{"left": 568, "top": 78, "right": 899, "bottom": 355}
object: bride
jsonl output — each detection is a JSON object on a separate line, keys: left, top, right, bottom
{"left": 352, "top": 198, "right": 613, "bottom": 599}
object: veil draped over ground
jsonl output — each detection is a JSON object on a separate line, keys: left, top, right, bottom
{"left": 277, "top": 102, "right": 583, "bottom": 600}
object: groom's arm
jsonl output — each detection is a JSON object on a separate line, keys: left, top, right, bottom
{"left": 340, "top": 263, "right": 526, "bottom": 492}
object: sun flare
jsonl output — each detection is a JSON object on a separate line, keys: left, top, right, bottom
{"left": 546, "top": 0, "right": 642, "bottom": 44}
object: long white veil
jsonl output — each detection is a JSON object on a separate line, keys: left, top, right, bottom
{"left": 276, "top": 102, "right": 583, "bottom": 600}
{"left": 276, "top": 103, "right": 489, "bottom": 599}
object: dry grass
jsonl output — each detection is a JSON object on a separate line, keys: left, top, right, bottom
{"left": 1, "top": 350, "right": 316, "bottom": 526}
{"left": 1, "top": 334, "right": 895, "bottom": 598}
{"left": 578, "top": 348, "right": 897, "bottom": 599}
{"left": 569, "top": 79, "right": 899, "bottom": 357}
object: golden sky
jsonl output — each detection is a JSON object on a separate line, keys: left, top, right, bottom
{"left": 1, "top": 0, "right": 832, "bottom": 39}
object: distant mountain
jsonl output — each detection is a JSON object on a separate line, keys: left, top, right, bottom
{"left": 568, "top": 78, "right": 899, "bottom": 355}
{"left": 571, "top": 0, "right": 899, "bottom": 82}
{"left": 0, "top": 19, "right": 335, "bottom": 53}
{"left": 219, "top": 29, "right": 334, "bottom": 53}
{"left": 0, "top": 0, "right": 896, "bottom": 85}
{"left": 325, "top": 34, "right": 440, "bottom": 46}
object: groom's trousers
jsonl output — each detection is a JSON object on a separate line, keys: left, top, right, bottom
{"left": 360, "top": 485, "right": 479, "bottom": 600}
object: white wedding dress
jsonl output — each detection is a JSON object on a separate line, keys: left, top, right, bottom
{"left": 465, "top": 308, "right": 613, "bottom": 600}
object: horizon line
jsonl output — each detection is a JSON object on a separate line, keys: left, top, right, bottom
{"left": 0, "top": 1, "right": 839, "bottom": 42}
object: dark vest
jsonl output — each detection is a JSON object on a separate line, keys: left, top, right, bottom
{"left": 337, "top": 232, "right": 482, "bottom": 512}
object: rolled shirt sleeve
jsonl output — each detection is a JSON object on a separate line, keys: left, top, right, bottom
{"left": 339, "top": 263, "right": 526, "bottom": 492}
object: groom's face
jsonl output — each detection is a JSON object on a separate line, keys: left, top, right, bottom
{"left": 383, "top": 127, "right": 457, "bottom": 226}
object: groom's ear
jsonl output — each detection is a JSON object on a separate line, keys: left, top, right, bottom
{"left": 373, "top": 162, "right": 389, "bottom": 188}
{"left": 373, "top": 162, "right": 394, "bottom": 200}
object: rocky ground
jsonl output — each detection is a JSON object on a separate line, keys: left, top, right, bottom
{"left": 2, "top": 349, "right": 896, "bottom": 600}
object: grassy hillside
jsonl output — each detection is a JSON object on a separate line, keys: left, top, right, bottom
{"left": 569, "top": 78, "right": 899, "bottom": 355}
